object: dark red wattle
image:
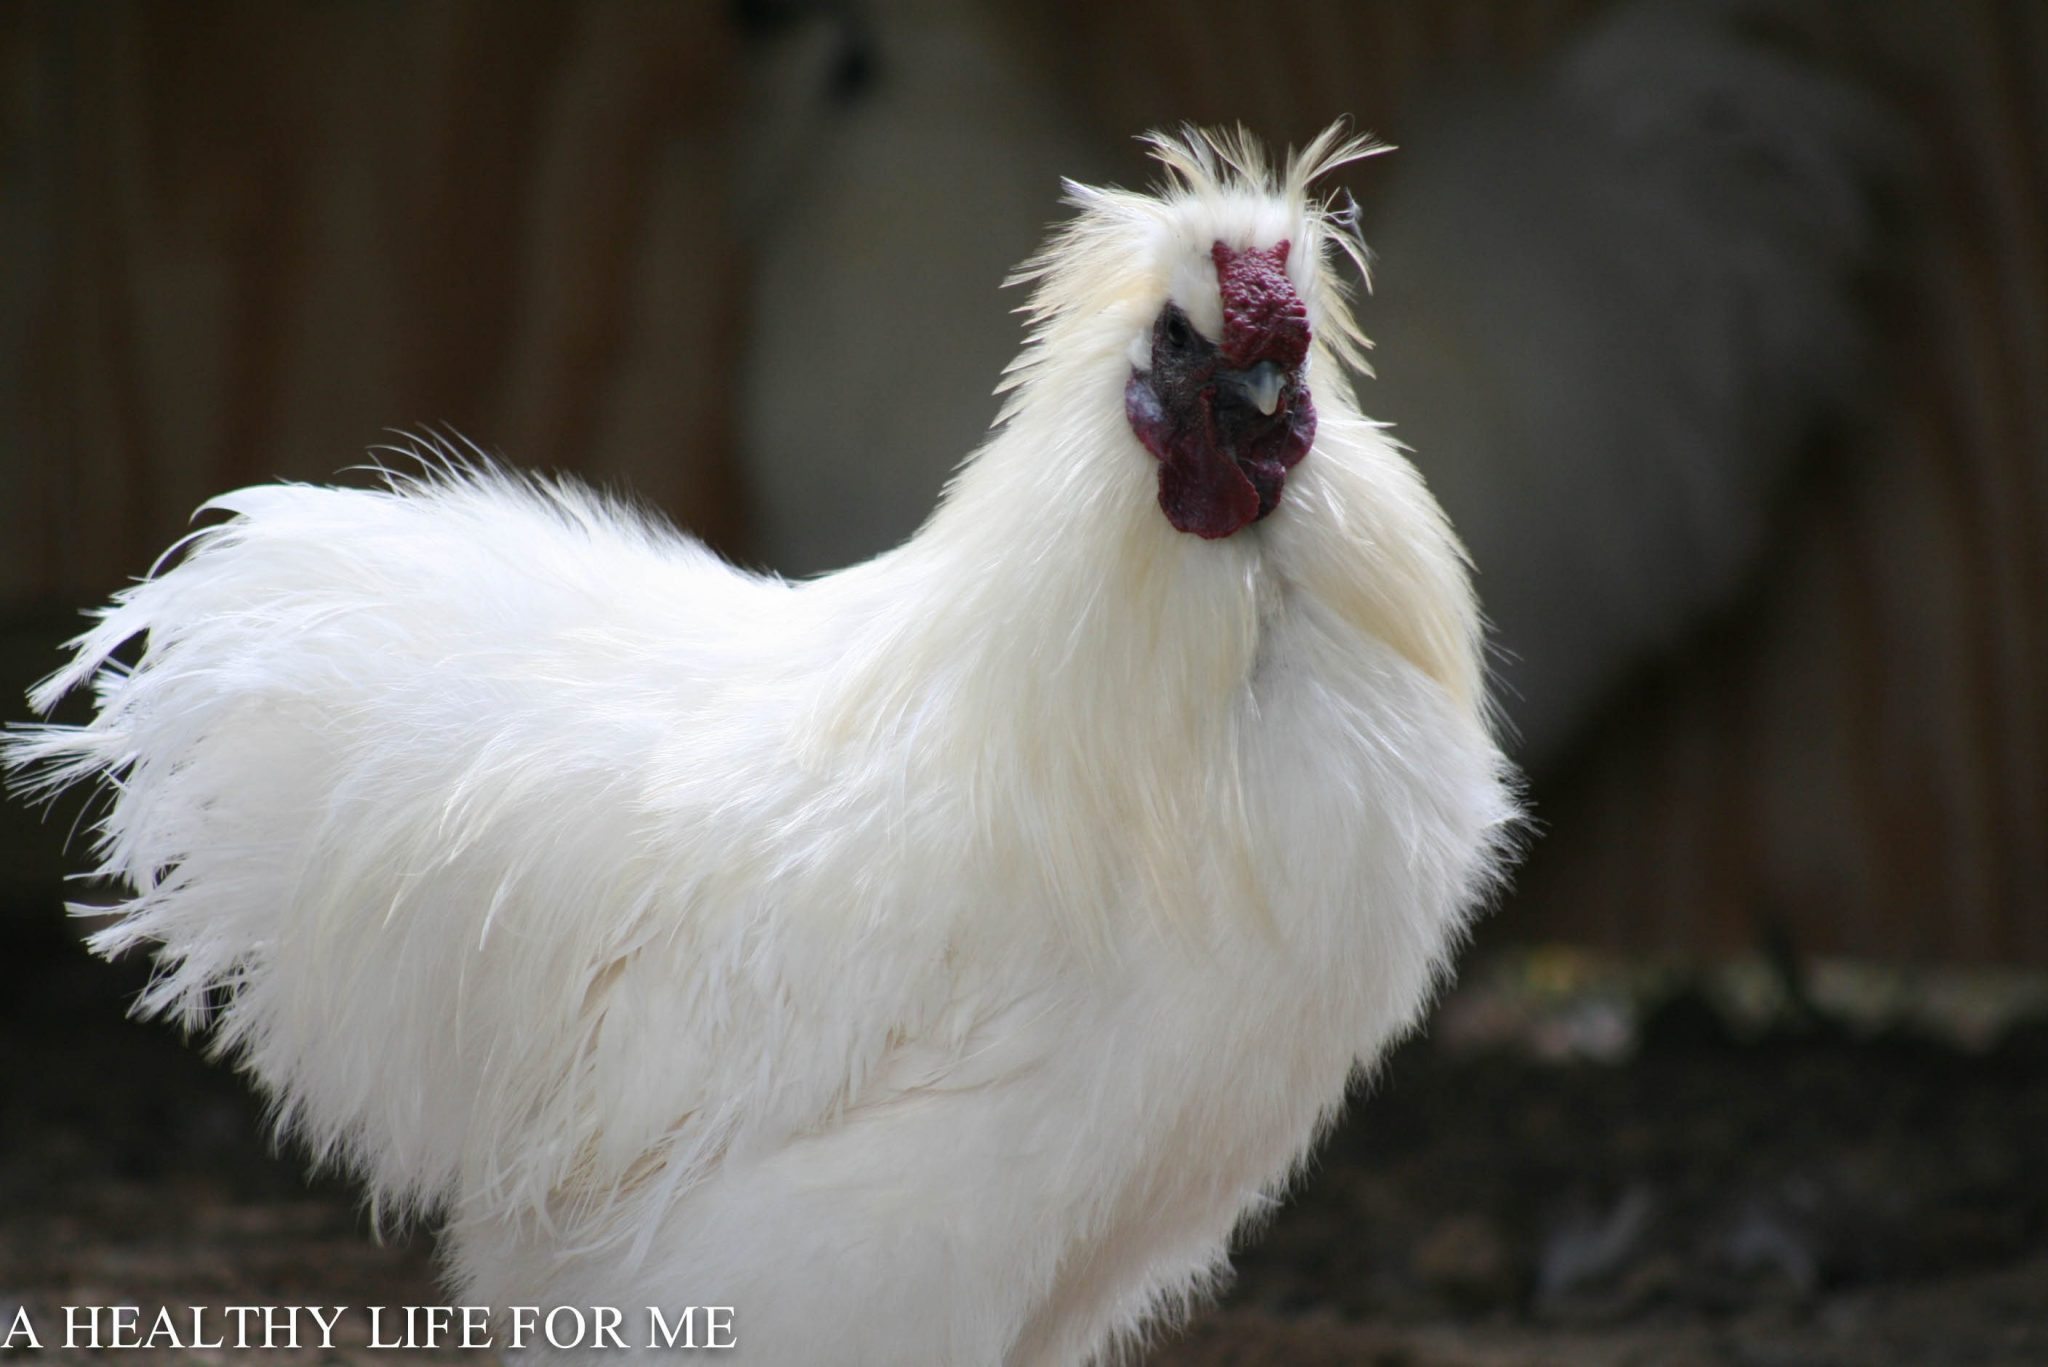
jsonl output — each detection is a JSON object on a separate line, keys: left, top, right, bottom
{"left": 1126, "top": 372, "right": 1316, "bottom": 540}
{"left": 1127, "top": 374, "right": 1262, "bottom": 538}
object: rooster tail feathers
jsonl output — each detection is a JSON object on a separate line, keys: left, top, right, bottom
{"left": 2, "top": 455, "right": 776, "bottom": 1236}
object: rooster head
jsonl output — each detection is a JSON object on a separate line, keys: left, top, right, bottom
{"left": 1000, "top": 125, "right": 1384, "bottom": 545}
{"left": 1125, "top": 239, "right": 1319, "bottom": 539}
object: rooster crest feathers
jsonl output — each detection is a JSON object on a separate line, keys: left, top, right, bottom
{"left": 1003, "top": 123, "right": 1386, "bottom": 415}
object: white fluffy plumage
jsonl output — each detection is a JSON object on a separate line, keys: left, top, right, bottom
{"left": 9, "top": 128, "right": 1514, "bottom": 1365}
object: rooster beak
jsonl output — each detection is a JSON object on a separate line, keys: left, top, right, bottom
{"left": 1230, "top": 361, "right": 1287, "bottom": 417}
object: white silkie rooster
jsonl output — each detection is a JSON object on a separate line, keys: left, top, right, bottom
{"left": 9, "top": 128, "right": 1514, "bottom": 1365}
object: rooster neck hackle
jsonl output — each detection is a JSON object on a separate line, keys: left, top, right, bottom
{"left": 798, "top": 125, "right": 1490, "bottom": 943}
{"left": 806, "top": 122, "right": 1486, "bottom": 734}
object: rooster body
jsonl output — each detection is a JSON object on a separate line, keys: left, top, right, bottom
{"left": 11, "top": 131, "right": 1511, "bottom": 1365}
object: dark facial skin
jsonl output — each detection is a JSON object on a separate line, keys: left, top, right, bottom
{"left": 1124, "top": 241, "right": 1317, "bottom": 539}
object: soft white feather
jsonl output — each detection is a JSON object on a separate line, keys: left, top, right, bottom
{"left": 10, "top": 129, "right": 1513, "bottom": 1365}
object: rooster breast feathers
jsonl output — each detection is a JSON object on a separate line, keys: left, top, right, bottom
{"left": 11, "top": 127, "right": 1512, "bottom": 1357}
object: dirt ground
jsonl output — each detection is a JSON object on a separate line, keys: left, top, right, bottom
{"left": 2, "top": 939, "right": 2044, "bottom": 1367}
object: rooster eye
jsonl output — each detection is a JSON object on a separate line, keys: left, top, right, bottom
{"left": 1162, "top": 310, "right": 1194, "bottom": 352}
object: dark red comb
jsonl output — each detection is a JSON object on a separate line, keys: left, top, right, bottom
{"left": 1212, "top": 240, "right": 1309, "bottom": 370}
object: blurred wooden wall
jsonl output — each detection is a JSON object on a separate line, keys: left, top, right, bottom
{"left": 0, "top": 0, "right": 749, "bottom": 611}
{"left": 2, "top": 0, "right": 2043, "bottom": 966}
{"left": 1512, "top": 1, "right": 2048, "bottom": 967}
